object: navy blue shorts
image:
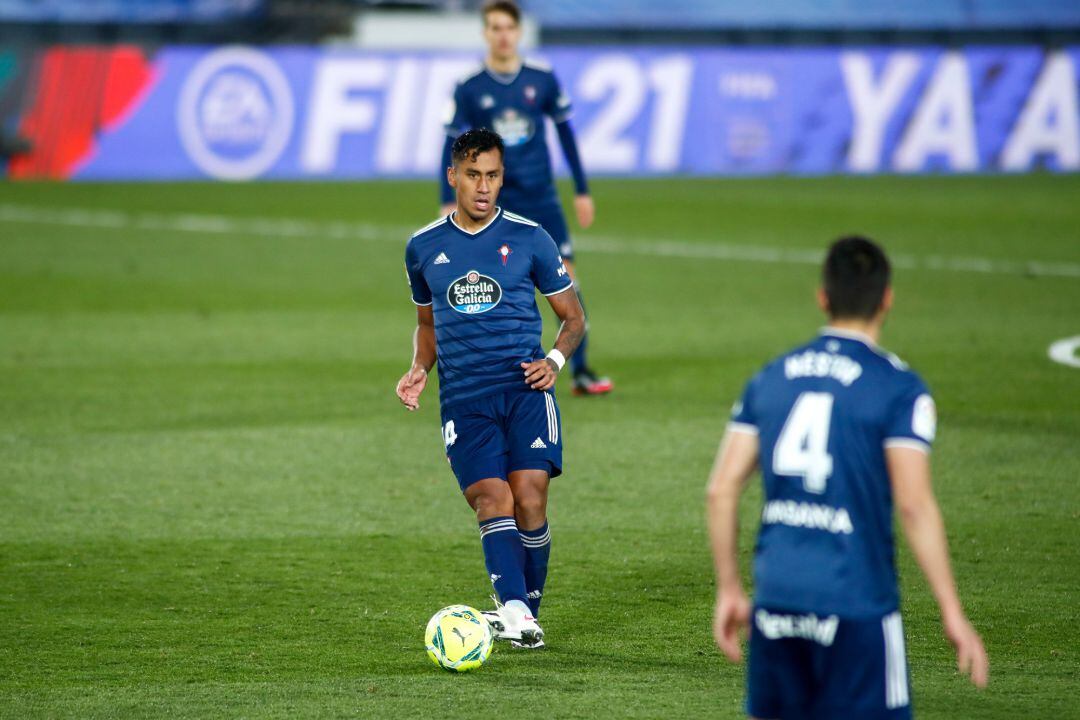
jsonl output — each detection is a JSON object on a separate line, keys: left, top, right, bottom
{"left": 439, "top": 389, "right": 563, "bottom": 491}
{"left": 500, "top": 194, "right": 573, "bottom": 261}
{"left": 747, "top": 606, "right": 912, "bottom": 720}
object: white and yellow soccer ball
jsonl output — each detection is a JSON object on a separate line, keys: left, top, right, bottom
{"left": 425, "top": 605, "right": 493, "bottom": 672}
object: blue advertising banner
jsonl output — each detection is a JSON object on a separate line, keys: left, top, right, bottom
{"left": 6, "top": 45, "right": 1079, "bottom": 180}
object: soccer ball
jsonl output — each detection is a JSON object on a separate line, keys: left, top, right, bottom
{"left": 425, "top": 605, "right": 493, "bottom": 672}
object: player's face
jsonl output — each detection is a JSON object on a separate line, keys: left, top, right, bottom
{"left": 450, "top": 150, "right": 503, "bottom": 222}
{"left": 483, "top": 11, "right": 520, "bottom": 61}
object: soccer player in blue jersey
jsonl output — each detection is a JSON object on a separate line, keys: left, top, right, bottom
{"left": 438, "top": 0, "right": 612, "bottom": 397}
{"left": 707, "top": 237, "right": 988, "bottom": 718}
{"left": 397, "top": 128, "right": 584, "bottom": 648}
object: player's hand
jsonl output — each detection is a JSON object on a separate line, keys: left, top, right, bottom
{"left": 943, "top": 611, "right": 989, "bottom": 688}
{"left": 574, "top": 194, "right": 594, "bottom": 229}
{"left": 521, "top": 359, "right": 558, "bottom": 391}
{"left": 396, "top": 365, "right": 429, "bottom": 411}
{"left": 714, "top": 587, "right": 750, "bottom": 663}
{"left": 440, "top": 203, "right": 456, "bottom": 217}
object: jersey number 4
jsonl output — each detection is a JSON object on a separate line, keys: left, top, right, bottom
{"left": 773, "top": 392, "right": 834, "bottom": 494}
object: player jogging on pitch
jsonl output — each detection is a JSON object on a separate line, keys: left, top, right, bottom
{"left": 439, "top": 0, "right": 612, "bottom": 396}
{"left": 708, "top": 237, "right": 988, "bottom": 718}
{"left": 398, "top": 128, "right": 585, "bottom": 648}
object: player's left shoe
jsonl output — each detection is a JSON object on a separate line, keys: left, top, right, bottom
{"left": 572, "top": 368, "right": 614, "bottom": 396}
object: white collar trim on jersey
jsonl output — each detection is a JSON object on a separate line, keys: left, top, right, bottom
{"left": 484, "top": 61, "right": 522, "bottom": 85}
{"left": 450, "top": 207, "right": 502, "bottom": 235}
{"left": 820, "top": 326, "right": 878, "bottom": 348}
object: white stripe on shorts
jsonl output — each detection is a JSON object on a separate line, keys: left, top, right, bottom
{"left": 545, "top": 393, "right": 553, "bottom": 443}
{"left": 544, "top": 393, "right": 558, "bottom": 444}
{"left": 882, "top": 612, "right": 909, "bottom": 709}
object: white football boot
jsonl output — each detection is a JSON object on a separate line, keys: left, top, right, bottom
{"left": 481, "top": 594, "right": 506, "bottom": 635}
{"left": 482, "top": 597, "right": 544, "bottom": 647}
{"left": 510, "top": 638, "right": 546, "bottom": 650}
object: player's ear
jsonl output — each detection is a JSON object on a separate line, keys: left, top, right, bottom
{"left": 447, "top": 166, "right": 457, "bottom": 189}
{"left": 816, "top": 287, "right": 830, "bottom": 315}
{"left": 880, "top": 286, "right": 894, "bottom": 314}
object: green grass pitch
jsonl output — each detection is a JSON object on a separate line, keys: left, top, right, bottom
{"left": 1, "top": 176, "right": 1078, "bottom": 718}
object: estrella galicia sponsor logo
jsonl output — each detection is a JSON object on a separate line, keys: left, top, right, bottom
{"left": 178, "top": 47, "right": 295, "bottom": 180}
{"left": 493, "top": 108, "right": 534, "bottom": 147}
{"left": 755, "top": 609, "right": 839, "bottom": 647}
{"left": 448, "top": 270, "right": 502, "bottom": 314}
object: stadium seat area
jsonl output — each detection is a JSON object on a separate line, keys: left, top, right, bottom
{"left": 525, "top": 0, "right": 1080, "bottom": 30}
{"left": 0, "top": 0, "right": 264, "bottom": 23}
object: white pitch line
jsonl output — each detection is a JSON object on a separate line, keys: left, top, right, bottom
{"left": 2, "top": 202, "right": 1079, "bottom": 279}
{"left": 0, "top": 203, "right": 404, "bottom": 242}
{"left": 1048, "top": 336, "right": 1080, "bottom": 368}
{"left": 584, "top": 235, "right": 1080, "bottom": 278}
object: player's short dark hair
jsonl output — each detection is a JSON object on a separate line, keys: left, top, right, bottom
{"left": 822, "top": 236, "right": 892, "bottom": 320}
{"left": 451, "top": 128, "right": 504, "bottom": 166}
{"left": 483, "top": 0, "right": 521, "bottom": 25}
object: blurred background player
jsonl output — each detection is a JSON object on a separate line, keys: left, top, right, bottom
{"left": 439, "top": 0, "right": 612, "bottom": 397}
{"left": 707, "top": 237, "right": 988, "bottom": 718}
{"left": 398, "top": 129, "right": 585, "bottom": 648}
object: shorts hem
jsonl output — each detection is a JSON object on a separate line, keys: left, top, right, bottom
{"left": 508, "top": 459, "right": 561, "bottom": 479}
{"left": 745, "top": 701, "right": 780, "bottom": 720}
{"left": 454, "top": 457, "right": 508, "bottom": 491}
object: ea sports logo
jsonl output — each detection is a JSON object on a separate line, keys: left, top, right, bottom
{"left": 178, "top": 47, "right": 294, "bottom": 180}
{"left": 449, "top": 270, "right": 502, "bottom": 314}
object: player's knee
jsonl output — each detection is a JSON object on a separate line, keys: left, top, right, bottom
{"left": 468, "top": 482, "right": 514, "bottom": 518}
{"left": 513, "top": 492, "right": 547, "bottom": 524}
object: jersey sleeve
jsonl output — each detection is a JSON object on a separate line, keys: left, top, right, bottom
{"left": 530, "top": 228, "right": 573, "bottom": 296}
{"left": 443, "top": 82, "right": 470, "bottom": 137}
{"left": 543, "top": 72, "right": 573, "bottom": 123}
{"left": 883, "top": 374, "right": 936, "bottom": 453}
{"left": 404, "top": 241, "right": 433, "bottom": 306}
{"left": 728, "top": 376, "right": 760, "bottom": 435}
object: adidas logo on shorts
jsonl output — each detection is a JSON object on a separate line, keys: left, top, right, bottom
{"left": 531, "top": 437, "right": 547, "bottom": 449}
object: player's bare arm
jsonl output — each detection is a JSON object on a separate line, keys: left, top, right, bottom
{"left": 396, "top": 304, "right": 436, "bottom": 411}
{"left": 887, "top": 446, "right": 989, "bottom": 688}
{"left": 706, "top": 428, "right": 759, "bottom": 662}
{"left": 521, "top": 287, "right": 584, "bottom": 391}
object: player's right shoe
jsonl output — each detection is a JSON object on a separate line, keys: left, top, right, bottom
{"left": 511, "top": 638, "right": 546, "bottom": 649}
{"left": 481, "top": 609, "right": 505, "bottom": 634}
{"left": 482, "top": 599, "right": 544, "bottom": 646}
{"left": 572, "top": 368, "right": 614, "bottom": 396}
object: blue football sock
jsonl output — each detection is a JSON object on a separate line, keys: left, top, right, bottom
{"left": 519, "top": 521, "right": 551, "bottom": 617}
{"left": 570, "top": 285, "right": 589, "bottom": 374}
{"left": 478, "top": 516, "right": 529, "bottom": 607}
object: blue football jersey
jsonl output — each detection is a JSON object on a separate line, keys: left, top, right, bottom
{"left": 444, "top": 62, "right": 572, "bottom": 198}
{"left": 731, "top": 328, "right": 937, "bottom": 618}
{"left": 404, "top": 208, "right": 573, "bottom": 409}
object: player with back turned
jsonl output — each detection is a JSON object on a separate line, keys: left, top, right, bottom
{"left": 398, "top": 128, "right": 584, "bottom": 648}
{"left": 707, "top": 237, "right": 988, "bottom": 718}
{"left": 439, "top": 0, "right": 612, "bottom": 396}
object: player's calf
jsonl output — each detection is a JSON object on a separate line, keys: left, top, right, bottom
{"left": 509, "top": 468, "right": 552, "bottom": 617}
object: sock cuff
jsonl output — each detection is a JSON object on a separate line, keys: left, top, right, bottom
{"left": 479, "top": 516, "right": 518, "bottom": 538}
{"left": 520, "top": 522, "right": 551, "bottom": 547}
